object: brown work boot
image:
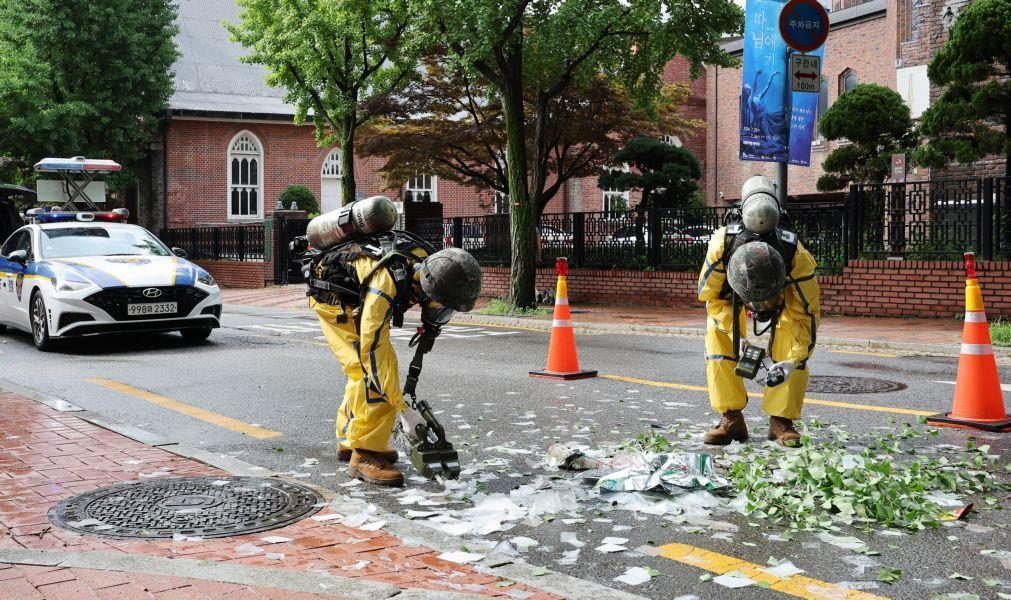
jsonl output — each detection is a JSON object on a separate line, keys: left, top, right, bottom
{"left": 768, "top": 416, "right": 802, "bottom": 447}
{"left": 348, "top": 449, "right": 405, "bottom": 487}
{"left": 338, "top": 443, "right": 398, "bottom": 464}
{"left": 703, "top": 410, "right": 749, "bottom": 445}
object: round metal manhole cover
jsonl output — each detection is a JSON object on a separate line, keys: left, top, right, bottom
{"left": 49, "top": 477, "right": 324, "bottom": 539}
{"left": 806, "top": 376, "right": 907, "bottom": 394}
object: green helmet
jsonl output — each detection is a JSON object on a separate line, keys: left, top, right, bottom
{"left": 419, "top": 248, "right": 482, "bottom": 312}
{"left": 726, "top": 241, "right": 786, "bottom": 313}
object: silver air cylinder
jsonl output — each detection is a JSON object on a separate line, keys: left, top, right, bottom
{"left": 306, "top": 195, "right": 398, "bottom": 251}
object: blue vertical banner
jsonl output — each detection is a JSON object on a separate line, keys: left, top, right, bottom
{"left": 740, "top": 0, "right": 825, "bottom": 166}
{"left": 740, "top": 0, "right": 789, "bottom": 163}
{"left": 786, "top": 47, "right": 823, "bottom": 166}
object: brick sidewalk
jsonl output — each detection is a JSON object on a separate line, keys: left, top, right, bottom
{"left": 222, "top": 286, "right": 964, "bottom": 347}
{"left": 0, "top": 391, "right": 557, "bottom": 600}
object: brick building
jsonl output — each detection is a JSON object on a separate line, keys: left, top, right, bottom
{"left": 705, "top": 0, "right": 1005, "bottom": 204}
{"left": 142, "top": 0, "right": 708, "bottom": 232}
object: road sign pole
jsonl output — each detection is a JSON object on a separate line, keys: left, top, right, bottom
{"left": 778, "top": 49, "right": 793, "bottom": 207}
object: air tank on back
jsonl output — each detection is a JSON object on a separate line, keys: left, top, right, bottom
{"left": 306, "top": 195, "right": 398, "bottom": 251}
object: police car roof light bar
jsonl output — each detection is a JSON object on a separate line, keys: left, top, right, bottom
{"left": 33, "top": 156, "right": 122, "bottom": 212}
{"left": 27, "top": 209, "right": 129, "bottom": 225}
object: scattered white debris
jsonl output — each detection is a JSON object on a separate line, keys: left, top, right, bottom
{"left": 437, "top": 551, "right": 485, "bottom": 564}
{"left": 357, "top": 520, "right": 386, "bottom": 532}
{"left": 260, "top": 536, "right": 292, "bottom": 544}
{"left": 172, "top": 533, "right": 203, "bottom": 542}
{"left": 614, "top": 566, "right": 653, "bottom": 586}
{"left": 311, "top": 514, "right": 344, "bottom": 522}
{"left": 817, "top": 533, "right": 869, "bottom": 553}
{"left": 211, "top": 480, "right": 230, "bottom": 487}
{"left": 596, "top": 543, "right": 628, "bottom": 553}
{"left": 713, "top": 573, "right": 755, "bottom": 588}
{"left": 560, "top": 532, "right": 585, "bottom": 548}
{"left": 265, "top": 552, "right": 285, "bottom": 561}
{"left": 601, "top": 536, "right": 629, "bottom": 546}
{"left": 763, "top": 561, "right": 805, "bottom": 579}
{"left": 558, "top": 549, "right": 580, "bottom": 565}
{"left": 66, "top": 518, "right": 102, "bottom": 528}
{"left": 234, "top": 543, "right": 263, "bottom": 556}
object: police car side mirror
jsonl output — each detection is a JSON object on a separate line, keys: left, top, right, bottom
{"left": 171, "top": 247, "right": 187, "bottom": 258}
{"left": 7, "top": 249, "right": 27, "bottom": 265}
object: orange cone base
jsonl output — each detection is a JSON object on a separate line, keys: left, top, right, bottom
{"left": 926, "top": 412, "right": 1011, "bottom": 433}
{"left": 529, "top": 369, "right": 598, "bottom": 381}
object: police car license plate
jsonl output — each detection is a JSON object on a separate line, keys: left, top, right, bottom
{"left": 127, "top": 302, "right": 177, "bottom": 316}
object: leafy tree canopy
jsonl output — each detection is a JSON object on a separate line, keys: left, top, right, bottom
{"left": 418, "top": 0, "right": 742, "bottom": 306}
{"left": 815, "top": 84, "right": 917, "bottom": 191}
{"left": 0, "top": 0, "right": 178, "bottom": 183}
{"left": 228, "top": 0, "right": 426, "bottom": 201}
{"left": 598, "top": 136, "right": 702, "bottom": 209}
{"left": 360, "top": 58, "right": 701, "bottom": 210}
{"left": 915, "top": 0, "right": 1011, "bottom": 176}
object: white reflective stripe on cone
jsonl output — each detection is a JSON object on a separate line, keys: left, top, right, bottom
{"left": 961, "top": 343, "right": 994, "bottom": 355}
{"left": 964, "top": 311, "right": 987, "bottom": 323}
{"left": 555, "top": 297, "right": 569, "bottom": 305}
{"left": 553, "top": 319, "right": 573, "bottom": 328}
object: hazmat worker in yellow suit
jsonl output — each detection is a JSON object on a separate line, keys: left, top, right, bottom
{"left": 697, "top": 175, "right": 820, "bottom": 446}
{"left": 307, "top": 237, "right": 482, "bottom": 486}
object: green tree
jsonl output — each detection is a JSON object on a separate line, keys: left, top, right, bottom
{"left": 228, "top": 0, "right": 425, "bottom": 204}
{"left": 0, "top": 0, "right": 178, "bottom": 183}
{"left": 599, "top": 136, "right": 701, "bottom": 208}
{"left": 599, "top": 136, "right": 701, "bottom": 255}
{"left": 278, "top": 184, "right": 319, "bottom": 213}
{"left": 420, "top": 0, "right": 741, "bottom": 307}
{"left": 915, "top": 0, "right": 1011, "bottom": 177}
{"left": 815, "top": 84, "right": 917, "bottom": 191}
{"left": 360, "top": 57, "right": 700, "bottom": 209}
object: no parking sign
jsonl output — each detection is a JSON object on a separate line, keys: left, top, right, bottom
{"left": 779, "top": 0, "right": 830, "bottom": 52}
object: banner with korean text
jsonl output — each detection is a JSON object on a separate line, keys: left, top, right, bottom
{"left": 740, "top": 0, "right": 825, "bottom": 166}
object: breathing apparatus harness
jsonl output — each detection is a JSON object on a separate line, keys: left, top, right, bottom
{"left": 297, "top": 230, "right": 461, "bottom": 478}
{"left": 720, "top": 207, "right": 799, "bottom": 385}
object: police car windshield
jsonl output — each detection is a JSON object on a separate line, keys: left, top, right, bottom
{"left": 40, "top": 226, "right": 171, "bottom": 259}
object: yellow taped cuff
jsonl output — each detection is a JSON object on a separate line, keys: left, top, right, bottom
{"left": 556, "top": 275, "right": 568, "bottom": 299}
{"left": 965, "top": 280, "right": 985, "bottom": 312}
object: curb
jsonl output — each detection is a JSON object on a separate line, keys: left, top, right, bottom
{"left": 0, "top": 549, "right": 483, "bottom": 600}
{"left": 1, "top": 381, "right": 649, "bottom": 600}
{"left": 453, "top": 311, "right": 994, "bottom": 357}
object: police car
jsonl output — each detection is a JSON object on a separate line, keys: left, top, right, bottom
{"left": 0, "top": 209, "right": 222, "bottom": 350}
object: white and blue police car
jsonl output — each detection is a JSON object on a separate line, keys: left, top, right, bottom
{"left": 0, "top": 209, "right": 222, "bottom": 350}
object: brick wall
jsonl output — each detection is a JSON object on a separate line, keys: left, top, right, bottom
{"left": 480, "top": 259, "right": 1011, "bottom": 319}
{"left": 163, "top": 118, "right": 488, "bottom": 227}
{"left": 195, "top": 260, "right": 269, "bottom": 289}
{"left": 705, "top": 11, "right": 896, "bottom": 202}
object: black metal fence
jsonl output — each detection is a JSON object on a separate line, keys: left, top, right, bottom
{"left": 413, "top": 203, "right": 848, "bottom": 273}
{"left": 849, "top": 177, "right": 1010, "bottom": 260}
{"left": 159, "top": 224, "right": 266, "bottom": 262}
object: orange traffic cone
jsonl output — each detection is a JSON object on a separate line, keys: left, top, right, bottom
{"left": 927, "top": 253, "right": 1011, "bottom": 432}
{"left": 529, "top": 258, "right": 597, "bottom": 381}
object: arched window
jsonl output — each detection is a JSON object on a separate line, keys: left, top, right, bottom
{"left": 228, "top": 132, "right": 263, "bottom": 219}
{"left": 840, "top": 69, "right": 858, "bottom": 96}
{"left": 320, "top": 149, "right": 343, "bottom": 213}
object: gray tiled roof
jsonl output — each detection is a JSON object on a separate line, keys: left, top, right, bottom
{"left": 170, "top": 0, "right": 294, "bottom": 116}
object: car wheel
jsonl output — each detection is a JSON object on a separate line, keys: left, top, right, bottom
{"left": 180, "top": 328, "right": 212, "bottom": 342}
{"left": 30, "top": 292, "right": 55, "bottom": 352}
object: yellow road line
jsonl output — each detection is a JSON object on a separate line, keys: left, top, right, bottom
{"left": 827, "top": 349, "right": 898, "bottom": 358}
{"left": 656, "top": 543, "right": 887, "bottom": 599}
{"left": 603, "top": 374, "right": 934, "bottom": 417}
{"left": 452, "top": 319, "right": 549, "bottom": 333}
{"left": 87, "top": 378, "right": 282, "bottom": 439}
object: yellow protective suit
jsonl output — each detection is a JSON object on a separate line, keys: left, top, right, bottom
{"left": 311, "top": 252, "right": 421, "bottom": 452}
{"left": 697, "top": 227, "right": 820, "bottom": 419}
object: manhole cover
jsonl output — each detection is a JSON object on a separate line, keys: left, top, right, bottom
{"left": 49, "top": 477, "right": 324, "bottom": 539}
{"left": 806, "top": 376, "right": 907, "bottom": 394}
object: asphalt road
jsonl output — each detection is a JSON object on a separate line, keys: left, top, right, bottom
{"left": 1, "top": 304, "right": 1009, "bottom": 599}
